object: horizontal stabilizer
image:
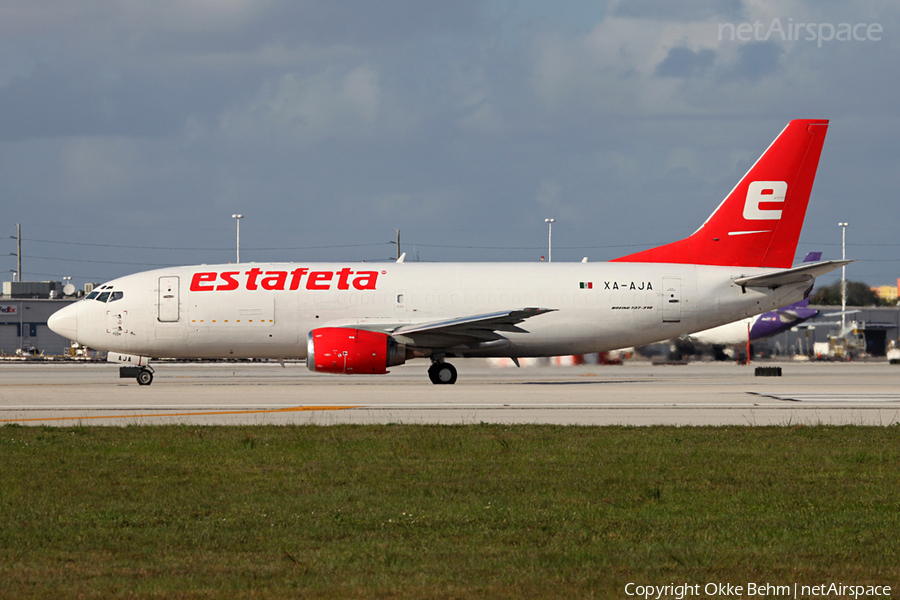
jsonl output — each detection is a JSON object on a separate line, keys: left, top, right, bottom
{"left": 733, "top": 260, "right": 852, "bottom": 289}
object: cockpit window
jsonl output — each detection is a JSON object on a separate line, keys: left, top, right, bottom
{"left": 96, "top": 292, "right": 111, "bottom": 302}
{"left": 109, "top": 291, "right": 124, "bottom": 302}
{"left": 85, "top": 291, "right": 99, "bottom": 300}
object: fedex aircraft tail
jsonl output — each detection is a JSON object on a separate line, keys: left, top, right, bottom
{"left": 613, "top": 119, "right": 829, "bottom": 269}
{"left": 785, "top": 252, "right": 823, "bottom": 310}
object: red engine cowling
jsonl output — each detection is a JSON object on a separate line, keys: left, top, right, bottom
{"left": 306, "top": 327, "right": 406, "bottom": 374}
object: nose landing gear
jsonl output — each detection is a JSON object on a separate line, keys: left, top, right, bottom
{"left": 119, "top": 365, "right": 155, "bottom": 385}
{"left": 136, "top": 367, "right": 154, "bottom": 386}
{"left": 428, "top": 360, "right": 457, "bottom": 385}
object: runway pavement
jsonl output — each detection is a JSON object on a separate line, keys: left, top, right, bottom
{"left": 1, "top": 359, "right": 899, "bottom": 426}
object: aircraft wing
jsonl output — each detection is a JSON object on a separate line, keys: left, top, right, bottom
{"left": 390, "top": 308, "right": 555, "bottom": 348}
{"left": 733, "top": 260, "right": 852, "bottom": 290}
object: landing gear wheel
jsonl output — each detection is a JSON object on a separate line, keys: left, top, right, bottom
{"left": 137, "top": 369, "right": 154, "bottom": 386}
{"left": 428, "top": 362, "right": 457, "bottom": 385}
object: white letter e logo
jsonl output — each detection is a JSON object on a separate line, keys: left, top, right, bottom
{"left": 743, "top": 181, "right": 787, "bottom": 220}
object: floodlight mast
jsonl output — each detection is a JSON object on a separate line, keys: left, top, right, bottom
{"left": 544, "top": 218, "right": 555, "bottom": 263}
{"left": 838, "top": 222, "right": 848, "bottom": 331}
{"left": 10, "top": 224, "right": 22, "bottom": 281}
{"left": 232, "top": 214, "right": 244, "bottom": 263}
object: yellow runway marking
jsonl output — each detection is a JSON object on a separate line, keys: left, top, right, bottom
{"left": 0, "top": 406, "right": 359, "bottom": 423}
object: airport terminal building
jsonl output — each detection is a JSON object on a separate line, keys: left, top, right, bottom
{"left": 1, "top": 281, "right": 77, "bottom": 356}
{"left": 758, "top": 305, "right": 900, "bottom": 358}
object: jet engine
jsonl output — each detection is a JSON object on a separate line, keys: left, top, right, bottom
{"left": 306, "top": 327, "right": 406, "bottom": 374}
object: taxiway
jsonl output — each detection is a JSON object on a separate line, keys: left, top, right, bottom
{"left": 1, "top": 360, "right": 898, "bottom": 426}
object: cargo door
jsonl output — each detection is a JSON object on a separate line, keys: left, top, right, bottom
{"left": 158, "top": 276, "right": 180, "bottom": 322}
{"left": 662, "top": 277, "right": 681, "bottom": 323}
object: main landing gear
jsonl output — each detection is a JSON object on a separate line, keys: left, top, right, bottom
{"left": 428, "top": 360, "right": 457, "bottom": 385}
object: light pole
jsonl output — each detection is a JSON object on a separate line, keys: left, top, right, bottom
{"left": 838, "top": 222, "right": 848, "bottom": 331}
{"left": 544, "top": 218, "right": 555, "bottom": 263}
{"left": 232, "top": 214, "right": 244, "bottom": 263}
{"left": 11, "top": 223, "right": 21, "bottom": 281}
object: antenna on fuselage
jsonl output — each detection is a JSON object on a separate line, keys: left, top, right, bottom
{"left": 390, "top": 229, "right": 401, "bottom": 261}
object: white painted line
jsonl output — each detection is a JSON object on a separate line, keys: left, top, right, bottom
{"left": 750, "top": 392, "right": 900, "bottom": 403}
{"left": 3, "top": 403, "right": 792, "bottom": 411}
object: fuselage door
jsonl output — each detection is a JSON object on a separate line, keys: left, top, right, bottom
{"left": 662, "top": 277, "right": 681, "bottom": 323}
{"left": 158, "top": 276, "right": 180, "bottom": 322}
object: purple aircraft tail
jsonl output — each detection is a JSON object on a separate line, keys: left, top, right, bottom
{"left": 748, "top": 252, "right": 822, "bottom": 340}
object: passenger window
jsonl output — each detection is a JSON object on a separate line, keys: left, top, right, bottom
{"left": 85, "top": 291, "right": 99, "bottom": 300}
{"left": 97, "top": 292, "right": 110, "bottom": 302}
{"left": 109, "top": 291, "right": 124, "bottom": 302}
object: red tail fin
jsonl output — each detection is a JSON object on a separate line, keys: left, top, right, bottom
{"left": 613, "top": 119, "right": 829, "bottom": 268}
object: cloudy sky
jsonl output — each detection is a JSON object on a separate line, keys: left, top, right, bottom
{"left": 3, "top": 0, "right": 898, "bottom": 289}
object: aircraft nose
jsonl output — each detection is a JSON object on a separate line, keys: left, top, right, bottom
{"left": 48, "top": 303, "right": 78, "bottom": 341}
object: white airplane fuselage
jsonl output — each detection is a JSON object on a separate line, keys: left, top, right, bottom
{"left": 53, "top": 261, "right": 807, "bottom": 361}
{"left": 47, "top": 119, "right": 837, "bottom": 384}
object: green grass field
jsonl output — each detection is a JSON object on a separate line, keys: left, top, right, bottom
{"left": 2, "top": 424, "right": 899, "bottom": 598}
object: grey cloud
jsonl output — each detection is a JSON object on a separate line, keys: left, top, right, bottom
{"left": 0, "top": 62, "right": 256, "bottom": 141}
{"left": 612, "top": 0, "right": 744, "bottom": 22}
{"left": 0, "top": 1, "right": 485, "bottom": 142}
{"left": 1, "top": 0, "right": 898, "bottom": 288}
{"left": 0, "top": 1, "right": 483, "bottom": 55}
{"left": 655, "top": 46, "right": 716, "bottom": 78}
{"left": 719, "top": 41, "right": 784, "bottom": 82}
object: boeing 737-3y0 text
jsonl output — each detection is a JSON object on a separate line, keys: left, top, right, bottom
{"left": 48, "top": 119, "right": 848, "bottom": 385}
